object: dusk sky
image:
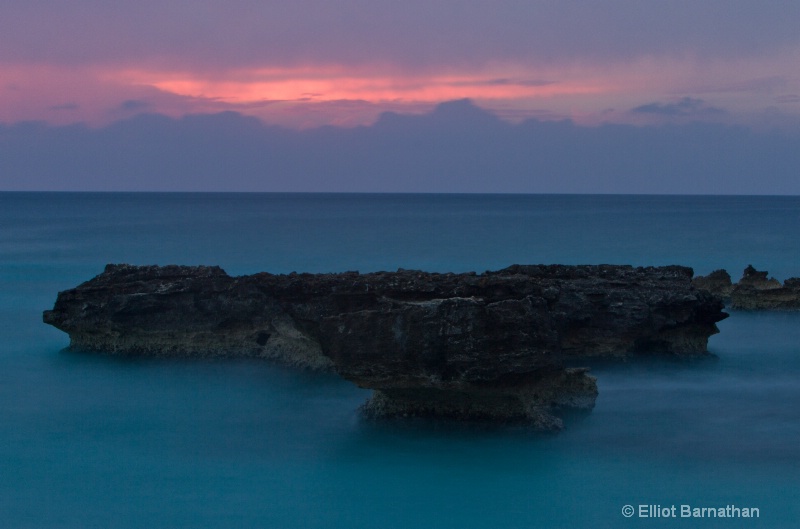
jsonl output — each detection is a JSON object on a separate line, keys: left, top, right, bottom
{"left": 2, "top": 1, "right": 800, "bottom": 192}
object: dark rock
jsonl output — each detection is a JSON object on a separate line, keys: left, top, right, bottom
{"left": 43, "top": 263, "right": 727, "bottom": 428}
{"left": 42, "top": 264, "right": 333, "bottom": 369}
{"left": 692, "top": 269, "right": 734, "bottom": 301}
{"left": 694, "top": 265, "right": 800, "bottom": 310}
{"left": 785, "top": 278, "right": 800, "bottom": 289}
{"left": 730, "top": 265, "right": 800, "bottom": 310}
{"left": 737, "top": 264, "right": 782, "bottom": 289}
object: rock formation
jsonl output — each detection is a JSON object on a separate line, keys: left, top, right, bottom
{"left": 691, "top": 269, "right": 734, "bottom": 300}
{"left": 694, "top": 265, "right": 800, "bottom": 310}
{"left": 44, "top": 263, "right": 727, "bottom": 428}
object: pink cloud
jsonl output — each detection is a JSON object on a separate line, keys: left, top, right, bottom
{"left": 1, "top": 51, "right": 799, "bottom": 129}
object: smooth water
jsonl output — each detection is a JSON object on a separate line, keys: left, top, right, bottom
{"left": 1, "top": 193, "right": 799, "bottom": 528}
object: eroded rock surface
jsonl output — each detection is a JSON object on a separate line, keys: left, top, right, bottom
{"left": 694, "top": 265, "right": 800, "bottom": 310}
{"left": 44, "top": 264, "right": 727, "bottom": 428}
{"left": 692, "top": 269, "right": 734, "bottom": 301}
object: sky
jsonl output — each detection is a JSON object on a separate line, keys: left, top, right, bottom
{"left": 3, "top": 0, "right": 800, "bottom": 129}
{"left": 1, "top": 1, "right": 800, "bottom": 192}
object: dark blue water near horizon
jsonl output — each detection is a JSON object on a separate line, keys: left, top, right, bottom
{"left": 1, "top": 193, "right": 799, "bottom": 528}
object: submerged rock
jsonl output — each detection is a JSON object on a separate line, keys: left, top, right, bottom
{"left": 44, "top": 263, "right": 727, "bottom": 428}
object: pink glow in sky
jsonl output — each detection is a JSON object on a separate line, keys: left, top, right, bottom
{"left": 1, "top": 1, "right": 799, "bottom": 129}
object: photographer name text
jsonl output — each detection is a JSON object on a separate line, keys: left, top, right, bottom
{"left": 621, "top": 504, "right": 760, "bottom": 519}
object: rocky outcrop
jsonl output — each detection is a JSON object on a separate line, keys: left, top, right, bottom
{"left": 44, "top": 264, "right": 727, "bottom": 428}
{"left": 694, "top": 265, "right": 800, "bottom": 310}
{"left": 692, "top": 269, "right": 734, "bottom": 301}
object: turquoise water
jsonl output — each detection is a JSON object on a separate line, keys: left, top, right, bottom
{"left": 1, "top": 193, "right": 799, "bottom": 528}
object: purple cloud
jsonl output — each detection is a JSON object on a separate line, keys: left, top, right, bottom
{"left": 631, "top": 98, "right": 725, "bottom": 117}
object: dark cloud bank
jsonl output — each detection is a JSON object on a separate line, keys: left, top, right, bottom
{"left": 2, "top": 99, "right": 799, "bottom": 194}
{"left": 631, "top": 97, "right": 725, "bottom": 117}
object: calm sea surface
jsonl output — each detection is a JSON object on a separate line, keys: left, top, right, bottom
{"left": 1, "top": 193, "right": 799, "bottom": 528}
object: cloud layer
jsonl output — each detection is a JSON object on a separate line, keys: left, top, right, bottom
{"left": 3, "top": 100, "right": 798, "bottom": 194}
{"left": 2, "top": 1, "right": 799, "bottom": 128}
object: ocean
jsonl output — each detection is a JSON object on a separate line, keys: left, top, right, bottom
{"left": 1, "top": 192, "right": 798, "bottom": 528}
